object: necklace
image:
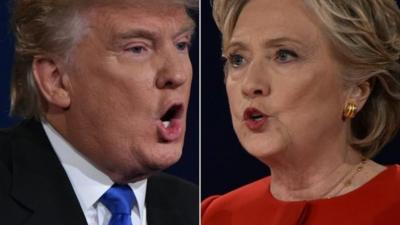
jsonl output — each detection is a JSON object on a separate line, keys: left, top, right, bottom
{"left": 321, "top": 157, "right": 367, "bottom": 199}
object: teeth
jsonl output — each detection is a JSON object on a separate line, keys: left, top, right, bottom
{"left": 162, "top": 121, "right": 171, "bottom": 128}
{"left": 251, "top": 114, "right": 263, "bottom": 120}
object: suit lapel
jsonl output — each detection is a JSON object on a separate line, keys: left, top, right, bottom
{"left": 145, "top": 174, "right": 187, "bottom": 225}
{"left": 146, "top": 207, "right": 185, "bottom": 225}
{"left": 9, "top": 120, "right": 88, "bottom": 225}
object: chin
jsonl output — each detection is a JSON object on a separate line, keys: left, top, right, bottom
{"left": 106, "top": 142, "right": 183, "bottom": 183}
{"left": 245, "top": 144, "right": 277, "bottom": 157}
{"left": 107, "top": 158, "right": 174, "bottom": 184}
{"left": 150, "top": 145, "right": 183, "bottom": 169}
{"left": 137, "top": 141, "right": 183, "bottom": 171}
{"left": 235, "top": 123, "right": 291, "bottom": 162}
{"left": 239, "top": 136, "right": 287, "bottom": 162}
{"left": 111, "top": 172, "right": 149, "bottom": 184}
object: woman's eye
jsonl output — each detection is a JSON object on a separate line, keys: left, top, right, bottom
{"left": 228, "top": 54, "right": 245, "bottom": 68}
{"left": 176, "top": 42, "right": 190, "bottom": 51}
{"left": 275, "top": 49, "right": 298, "bottom": 63}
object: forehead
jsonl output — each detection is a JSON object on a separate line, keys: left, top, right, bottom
{"left": 84, "top": 1, "right": 193, "bottom": 37}
{"left": 232, "top": 0, "right": 322, "bottom": 44}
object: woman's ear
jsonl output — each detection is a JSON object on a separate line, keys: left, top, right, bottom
{"left": 346, "top": 79, "right": 374, "bottom": 112}
{"left": 32, "top": 56, "right": 71, "bottom": 110}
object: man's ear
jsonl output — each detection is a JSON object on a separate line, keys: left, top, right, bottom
{"left": 346, "top": 79, "right": 374, "bottom": 112}
{"left": 32, "top": 56, "right": 71, "bottom": 109}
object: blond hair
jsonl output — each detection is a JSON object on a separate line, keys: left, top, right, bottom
{"left": 10, "top": 0, "right": 198, "bottom": 119}
{"left": 212, "top": 0, "right": 400, "bottom": 156}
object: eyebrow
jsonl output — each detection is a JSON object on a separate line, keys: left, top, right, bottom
{"left": 226, "top": 37, "right": 303, "bottom": 52}
{"left": 116, "top": 29, "right": 159, "bottom": 41}
{"left": 262, "top": 37, "right": 303, "bottom": 48}
{"left": 173, "top": 22, "right": 196, "bottom": 40}
{"left": 114, "top": 20, "right": 196, "bottom": 43}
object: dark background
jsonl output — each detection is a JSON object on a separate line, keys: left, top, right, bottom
{"left": 0, "top": 1, "right": 199, "bottom": 184}
{"left": 202, "top": 0, "right": 400, "bottom": 198}
{"left": 2, "top": 0, "right": 400, "bottom": 196}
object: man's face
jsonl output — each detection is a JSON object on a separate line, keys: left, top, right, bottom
{"left": 62, "top": 1, "right": 194, "bottom": 182}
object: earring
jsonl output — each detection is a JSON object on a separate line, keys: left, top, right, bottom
{"left": 343, "top": 102, "right": 357, "bottom": 119}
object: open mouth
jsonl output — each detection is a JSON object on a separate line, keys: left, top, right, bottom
{"left": 249, "top": 113, "right": 264, "bottom": 121}
{"left": 244, "top": 108, "right": 266, "bottom": 121}
{"left": 157, "top": 103, "right": 184, "bottom": 142}
{"left": 160, "top": 104, "right": 183, "bottom": 128}
{"left": 243, "top": 107, "right": 268, "bottom": 130}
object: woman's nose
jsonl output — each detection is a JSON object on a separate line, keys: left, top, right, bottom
{"left": 241, "top": 63, "right": 270, "bottom": 98}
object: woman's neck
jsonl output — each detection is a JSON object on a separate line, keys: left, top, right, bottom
{"left": 268, "top": 147, "right": 384, "bottom": 201}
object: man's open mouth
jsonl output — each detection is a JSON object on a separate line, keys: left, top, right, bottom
{"left": 160, "top": 104, "right": 183, "bottom": 128}
{"left": 157, "top": 103, "right": 184, "bottom": 142}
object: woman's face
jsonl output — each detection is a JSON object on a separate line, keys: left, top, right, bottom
{"left": 225, "top": 0, "right": 351, "bottom": 162}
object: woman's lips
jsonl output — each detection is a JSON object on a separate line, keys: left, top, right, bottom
{"left": 243, "top": 107, "right": 268, "bottom": 131}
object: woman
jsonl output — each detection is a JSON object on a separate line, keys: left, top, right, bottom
{"left": 202, "top": 0, "right": 400, "bottom": 224}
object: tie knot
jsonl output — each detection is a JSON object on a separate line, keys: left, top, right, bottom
{"left": 100, "top": 184, "right": 136, "bottom": 215}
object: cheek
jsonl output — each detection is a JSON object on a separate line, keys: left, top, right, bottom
{"left": 275, "top": 65, "right": 343, "bottom": 112}
{"left": 68, "top": 65, "right": 152, "bottom": 124}
{"left": 226, "top": 81, "right": 240, "bottom": 117}
{"left": 184, "top": 57, "right": 193, "bottom": 76}
{"left": 184, "top": 63, "right": 193, "bottom": 93}
{"left": 276, "top": 72, "right": 346, "bottom": 142}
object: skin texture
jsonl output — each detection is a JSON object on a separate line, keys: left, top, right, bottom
{"left": 224, "top": 0, "right": 383, "bottom": 200}
{"left": 33, "top": 1, "right": 195, "bottom": 183}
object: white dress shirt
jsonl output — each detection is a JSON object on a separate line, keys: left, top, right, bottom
{"left": 42, "top": 121, "right": 148, "bottom": 225}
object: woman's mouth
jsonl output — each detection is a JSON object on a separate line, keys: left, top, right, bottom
{"left": 243, "top": 107, "right": 268, "bottom": 131}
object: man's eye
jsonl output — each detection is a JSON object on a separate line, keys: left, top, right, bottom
{"left": 228, "top": 54, "right": 245, "bottom": 68}
{"left": 129, "top": 46, "right": 146, "bottom": 54}
{"left": 176, "top": 42, "right": 190, "bottom": 51}
{"left": 275, "top": 49, "right": 298, "bottom": 63}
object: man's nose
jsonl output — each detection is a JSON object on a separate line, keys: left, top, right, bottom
{"left": 241, "top": 61, "right": 270, "bottom": 98}
{"left": 156, "top": 49, "right": 191, "bottom": 89}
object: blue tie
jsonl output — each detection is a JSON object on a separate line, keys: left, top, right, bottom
{"left": 100, "top": 184, "right": 136, "bottom": 225}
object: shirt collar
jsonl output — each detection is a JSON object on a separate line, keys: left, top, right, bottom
{"left": 42, "top": 121, "right": 147, "bottom": 217}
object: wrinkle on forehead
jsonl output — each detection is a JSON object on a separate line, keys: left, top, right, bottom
{"left": 229, "top": 0, "right": 325, "bottom": 52}
{"left": 84, "top": 0, "right": 189, "bottom": 18}
{"left": 87, "top": 2, "right": 192, "bottom": 32}
{"left": 80, "top": 2, "right": 192, "bottom": 46}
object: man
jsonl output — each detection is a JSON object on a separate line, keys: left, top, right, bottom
{"left": 0, "top": 0, "right": 198, "bottom": 224}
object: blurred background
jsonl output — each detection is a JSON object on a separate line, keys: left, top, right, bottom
{"left": 202, "top": 0, "right": 400, "bottom": 198}
{"left": 0, "top": 1, "right": 199, "bottom": 184}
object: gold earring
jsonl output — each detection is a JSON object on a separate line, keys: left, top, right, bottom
{"left": 343, "top": 102, "right": 357, "bottom": 119}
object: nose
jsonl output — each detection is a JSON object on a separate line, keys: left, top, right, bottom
{"left": 156, "top": 49, "right": 191, "bottom": 89}
{"left": 241, "top": 62, "right": 270, "bottom": 98}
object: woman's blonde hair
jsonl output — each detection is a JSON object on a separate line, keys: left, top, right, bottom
{"left": 10, "top": 0, "right": 198, "bottom": 120}
{"left": 213, "top": 0, "right": 400, "bottom": 157}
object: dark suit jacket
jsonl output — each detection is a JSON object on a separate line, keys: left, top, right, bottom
{"left": 0, "top": 120, "right": 198, "bottom": 225}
